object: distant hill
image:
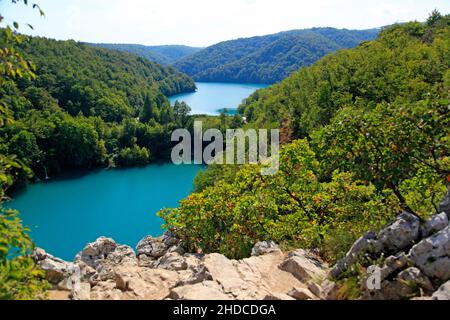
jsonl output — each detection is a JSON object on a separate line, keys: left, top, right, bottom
{"left": 174, "top": 27, "right": 380, "bottom": 84}
{"left": 89, "top": 43, "right": 203, "bottom": 65}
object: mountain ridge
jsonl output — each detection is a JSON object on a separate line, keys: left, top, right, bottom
{"left": 174, "top": 27, "right": 380, "bottom": 83}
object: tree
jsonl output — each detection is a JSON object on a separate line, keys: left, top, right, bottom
{"left": 0, "top": 0, "right": 49, "bottom": 300}
{"left": 173, "top": 100, "right": 191, "bottom": 126}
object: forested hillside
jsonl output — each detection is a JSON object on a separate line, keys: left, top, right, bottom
{"left": 174, "top": 27, "right": 379, "bottom": 83}
{"left": 161, "top": 13, "right": 450, "bottom": 263}
{"left": 0, "top": 34, "right": 196, "bottom": 184}
{"left": 90, "top": 43, "right": 202, "bottom": 65}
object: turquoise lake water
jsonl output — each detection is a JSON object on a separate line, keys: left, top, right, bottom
{"left": 9, "top": 164, "right": 203, "bottom": 260}
{"left": 169, "top": 82, "right": 267, "bottom": 115}
{"left": 9, "top": 82, "right": 268, "bottom": 260}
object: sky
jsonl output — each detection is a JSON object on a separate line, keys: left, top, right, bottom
{"left": 1, "top": 0, "right": 449, "bottom": 47}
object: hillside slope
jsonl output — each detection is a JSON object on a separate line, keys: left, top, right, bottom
{"left": 0, "top": 34, "right": 197, "bottom": 179}
{"left": 174, "top": 27, "right": 379, "bottom": 83}
{"left": 90, "top": 43, "right": 202, "bottom": 65}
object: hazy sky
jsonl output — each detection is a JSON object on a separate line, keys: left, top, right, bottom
{"left": 1, "top": 0, "right": 449, "bottom": 47}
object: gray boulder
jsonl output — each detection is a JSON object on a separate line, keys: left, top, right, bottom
{"left": 420, "top": 212, "right": 448, "bottom": 238}
{"left": 279, "top": 249, "right": 327, "bottom": 282}
{"left": 431, "top": 280, "right": 450, "bottom": 300}
{"left": 287, "top": 287, "right": 316, "bottom": 300}
{"left": 377, "top": 212, "right": 420, "bottom": 253}
{"left": 378, "top": 252, "right": 410, "bottom": 280}
{"left": 136, "top": 236, "right": 168, "bottom": 258}
{"left": 154, "top": 253, "right": 188, "bottom": 271}
{"left": 408, "top": 225, "right": 450, "bottom": 281}
{"left": 76, "top": 237, "right": 117, "bottom": 268}
{"left": 33, "top": 248, "right": 75, "bottom": 285}
{"left": 330, "top": 232, "right": 379, "bottom": 278}
{"left": 251, "top": 241, "right": 281, "bottom": 256}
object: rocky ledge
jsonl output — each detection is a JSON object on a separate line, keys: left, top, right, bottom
{"left": 35, "top": 190, "right": 450, "bottom": 300}
{"left": 327, "top": 189, "right": 450, "bottom": 300}
{"left": 34, "top": 237, "right": 329, "bottom": 300}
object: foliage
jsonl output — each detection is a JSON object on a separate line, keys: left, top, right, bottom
{"left": 159, "top": 140, "right": 397, "bottom": 259}
{"left": 90, "top": 43, "right": 202, "bottom": 65}
{"left": 174, "top": 27, "right": 378, "bottom": 84}
{"left": 312, "top": 100, "right": 449, "bottom": 215}
{"left": 0, "top": 208, "right": 50, "bottom": 300}
{"left": 0, "top": 1, "right": 49, "bottom": 300}
{"left": 115, "top": 145, "right": 151, "bottom": 167}
{"left": 162, "top": 13, "right": 450, "bottom": 263}
{"left": 239, "top": 16, "right": 450, "bottom": 136}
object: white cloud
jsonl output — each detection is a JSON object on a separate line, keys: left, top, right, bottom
{"left": 1, "top": 0, "right": 449, "bottom": 46}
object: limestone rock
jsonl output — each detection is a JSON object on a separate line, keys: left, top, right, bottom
{"left": 37, "top": 252, "right": 75, "bottom": 284}
{"left": 89, "top": 280, "right": 124, "bottom": 300}
{"left": 169, "top": 281, "right": 231, "bottom": 300}
{"left": 106, "top": 245, "right": 137, "bottom": 265}
{"left": 408, "top": 225, "right": 450, "bottom": 281}
{"left": 421, "top": 212, "right": 448, "bottom": 238}
{"left": 321, "top": 280, "right": 338, "bottom": 300}
{"left": 136, "top": 236, "right": 168, "bottom": 258}
{"left": 263, "top": 293, "right": 296, "bottom": 300}
{"left": 377, "top": 212, "right": 420, "bottom": 253}
{"left": 114, "top": 265, "right": 180, "bottom": 299}
{"left": 76, "top": 237, "right": 117, "bottom": 269}
{"left": 71, "top": 283, "right": 91, "bottom": 300}
{"left": 397, "top": 267, "right": 433, "bottom": 292}
{"left": 287, "top": 287, "right": 316, "bottom": 300}
{"left": 431, "top": 280, "right": 450, "bottom": 300}
{"left": 32, "top": 247, "right": 48, "bottom": 261}
{"left": 251, "top": 241, "right": 281, "bottom": 256}
{"left": 137, "top": 254, "right": 155, "bottom": 268}
{"left": 307, "top": 281, "right": 323, "bottom": 298}
{"left": 279, "top": 249, "right": 326, "bottom": 282}
{"left": 330, "top": 232, "right": 379, "bottom": 278}
{"left": 363, "top": 267, "right": 433, "bottom": 300}
{"left": 154, "top": 253, "right": 188, "bottom": 271}
{"left": 378, "top": 252, "right": 410, "bottom": 280}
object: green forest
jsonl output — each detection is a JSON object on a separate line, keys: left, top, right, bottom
{"left": 174, "top": 27, "right": 379, "bottom": 83}
{"left": 90, "top": 43, "right": 202, "bottom": 65}
{"left": 0, "top": 34, "right": 197, "bottom": 185}
{"left": 160, "top": 13, "right": 450, "bottom": 262}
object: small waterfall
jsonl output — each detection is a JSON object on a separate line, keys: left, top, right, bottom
{"left": 44, "top": 166, "right": 49, "bottom": 180}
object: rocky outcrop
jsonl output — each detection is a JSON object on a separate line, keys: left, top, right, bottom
{"left": 431, "top": 280, "right": 450, "bottom": 300}
{"left": 251, "top": 241, "right": 281, "bottom": 256}
{"left": 331, "top": 203, "right": 450, "bottom": 300}
{"left": 35, "top": 236, "right": 328, "bottom": 301}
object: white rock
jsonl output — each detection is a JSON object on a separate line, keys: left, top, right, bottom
{"left": 287, "top": 287, "right": 316, "bottom": 300}
{"left": 377, "top": 212, "right": 420, "bottom": 252}
{"left": 279, "top": 249, "right": 327, "bottom": 282}
{"left": 136, "top": 236, "right": 168, "bottom": 258}
{"left": 169, "top": 281, "right": 232, "bottom": 300}
{"left": 408, "top": 225, "right": 450, "bottom": 281}
{"left": 431, "top": 280, "right": 450, "bottom": 300}
{"left": 421, "top": 212, "right": 448, "bottom": 238}
{"left": 263, "top": 293, "right": 296, "bottom": 300}
{"left": 76, "top": 237, "right": 117, "bottom": 268}
{"left": 251, "top": 241, "right": 281, "bottom": 256}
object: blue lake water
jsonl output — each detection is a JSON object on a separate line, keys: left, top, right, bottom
{"left": 9, "top": 164, "right": 203, "bottom": 260}
{"left": 169, "top": 82, "right": 268, "bottom": 115}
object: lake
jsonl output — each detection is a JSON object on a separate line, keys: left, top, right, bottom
{"left": 8, "top": 82, "right": 268, "bottom": 261}
{"left": 9, "top": 163, "right": 203, "bottom": 260}
{"left": 169, "top": 82, "right": 268, "bottom": 115}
